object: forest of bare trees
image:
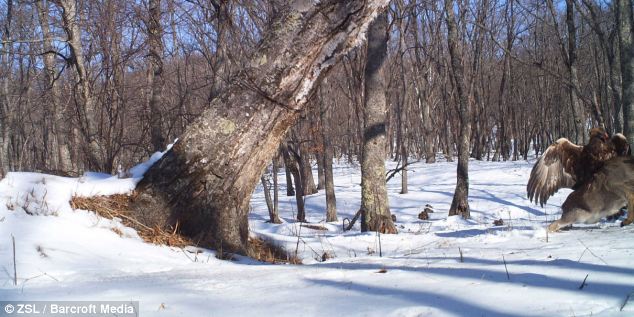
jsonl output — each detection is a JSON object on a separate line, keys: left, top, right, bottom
{"left": 3, "top": 0, "right": 634, "bottom": 251}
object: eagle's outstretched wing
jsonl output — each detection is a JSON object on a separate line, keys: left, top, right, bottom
{"left": 527, "top": 138, "right": 582, "bottom": 207}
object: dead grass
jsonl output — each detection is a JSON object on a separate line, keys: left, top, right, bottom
{"left": 247, "top": 237, "right": 302, "bottom": 264}
{"left": 70, "top": 194, "right": 192, "bottom": 248}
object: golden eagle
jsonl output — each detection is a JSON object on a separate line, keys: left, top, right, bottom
{"left": 527, "top": 128, "right": 630, "bottom": 207}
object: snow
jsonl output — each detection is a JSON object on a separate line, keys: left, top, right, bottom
{"left": 1, "top": 154, "right": 634, "bottom": 316}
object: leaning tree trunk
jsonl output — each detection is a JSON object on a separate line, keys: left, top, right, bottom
{"left": 446, "top": 0, "right": 471, "bottom": 219}
{"left": 360, "top": 11, "right": 397, "bottom": 234}
{"left": 131, "top": 0, "right": 389, "bottom": 255}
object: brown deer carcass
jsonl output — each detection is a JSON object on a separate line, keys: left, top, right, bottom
{"left": 548, "top": 156, "right": 634, "bottom": 231}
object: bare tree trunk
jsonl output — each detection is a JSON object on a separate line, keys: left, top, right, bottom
{"left": 446, "top": 0, "right": 471, "bottom": 219}
{"left": 147, "top": 0, "right": 166, "bottom": 151}
{"left": 129, "top": 0, "right": 389, "bottom": 255}
{"left": 36, "top": 0, "right": 73, "bottom": 174}
{"left": 316, "top": 153, "right": 325, "bottom": 190}
{"left": 284, "top": 163, "right": 295, "bottom": 196}
{"left": 320, "top": 90, "right": 337, "bottom": 222}
{"left": 272, "top": 155, "right": 280, "bottom": 222}
{"left": 360, "top": 11, "right": 396, "bottom": 234}
{"left": 564, "top": 0, "right": 587, "bottom": 144}
{"left": 261, "top": 175, "right": 275, "bottom": 220}
{"left": 281, "top": 142, "right": 306, "bottom": 222}
{"left": 618, "top": 0, "right": 634, "bottom": 144}
{"left": 299, "top": 143, "right": 317, "bottom": 195}
{"left": 53, "top": 0, "right": 105, "bottom": 171}
{"left": 0, "top": 0, "right": 12, "bottom": 177}
{"left": 411, "top": 2, "right": 435, "bottom": 163}
{"left": 261, "top": 168, "right": 281, "bottom": 224}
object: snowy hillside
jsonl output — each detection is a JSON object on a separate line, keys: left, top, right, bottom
{"left": 1, "top": 156, "right": 634, "bottom": 316}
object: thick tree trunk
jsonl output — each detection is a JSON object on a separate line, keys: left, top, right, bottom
{"left": 147, "top": 0, "right": 166, "bottom": 152}
{"left": 360, "top": 12, "right": 397, "bottom": 234}
{"left": 130, "top": 0, "right": 389, "bottom": 255}
{"left": 618, "top": 0, "right": 634, "bottom": 144}
{"left": 445, "top": 0, "right": 471, "bottom": 219}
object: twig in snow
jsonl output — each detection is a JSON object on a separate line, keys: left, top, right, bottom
{"left": 20, "top": 272, "right": 58, "bottom": 293}
{"left": 459, "top": 247, "right": 463, "bottom": 263}
{"left": 181, "top": 248, "right": 195, "bottom": 262}
{"left": 578, "top": 274, "right": 589, "bottom": 290}
{"left": 377, "top": 231, "right": 382, "bottom": 258}
{"left": 621, "top": 293, "right": 633, "bottom": 311}
{"left": 294, "top": 222, "right": 303, "bottom": 260}
{"left": 577, "top": 239, "right": 608, "bottom": 265}
{"left": 12, "top": 234, "right": 17, "bottom": 286}
{"left": 503, "top": 255, "right": 510, "bottom": 280}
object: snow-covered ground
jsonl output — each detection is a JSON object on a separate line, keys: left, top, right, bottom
{"left": 1, "top": 154, "right": 633, "bottom": 316}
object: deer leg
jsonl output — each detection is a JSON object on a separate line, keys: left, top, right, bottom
{"left": 548, "top": 220, "right": 565, "bottom": 232}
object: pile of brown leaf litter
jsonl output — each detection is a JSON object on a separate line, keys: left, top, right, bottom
{"left": 70, "top": 194, "right": 302, "bottom": 264}
{"left": 70, "top": 194, "right": 191, "bottom": 247}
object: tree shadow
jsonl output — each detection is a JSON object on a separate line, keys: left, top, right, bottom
{"left": 475, "top": 188, "right": 546, "bottom": 216}
{"left": 434, "top": 226, "right": 535, "bottom": 238}
{"left": 304, "top": 278, "right": 527, "bottom": 317}
{"left": 418, "top": 188, "right": 546, "bottom": 216}
{"left": 312, "top": 259, "right": 634, "bottom": 300}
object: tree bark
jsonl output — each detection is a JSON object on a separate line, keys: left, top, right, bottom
{"left": 36, "top": 0, "right": 73, "bottom": 174}
{"left": 320, "top": 91, "right": 337, "bottom": 222}
{"left": 130, "top": 0, "right": 389, "bottom": 255}
{"left": 53, "top": 0, "right": 105, "bottom": 171}
{"left": 445, "top": 0, "right": 471, "bottom": 219}
{"left": 360, "top": 11, "right": 397, "bottom": 234}
{"left": 564, "top": 0, "right": 587, "bottom": 144}
{"left": 284, "top": 162, "right": 295, "bottom": 196}
{"left": 261, "top": 169, "right": 281, "bottom": 224}
{"left": 0, "top": 0, "right": 12, "bottom": 178}
{"left": 299, "top": 142, "right": 318, "bottom": 195}
{"left": 617, "top": 0, "right": 634, "bottom": 144}
{"left": 147, "top": 0, "right": 166, "bottom": 152}
{"left": 272, "top": 155, "right": 280, "bottom": 222}
{"left": 282, "top": 142, "right": 306, "bottom": 222}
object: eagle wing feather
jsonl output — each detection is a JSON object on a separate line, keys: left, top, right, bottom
{"left": 527, "top": 138, "right": 582, "bottom": 207}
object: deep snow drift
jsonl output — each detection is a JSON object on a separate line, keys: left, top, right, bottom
{"left": 1, "top": 153, "right": 633, "bottom": 316}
